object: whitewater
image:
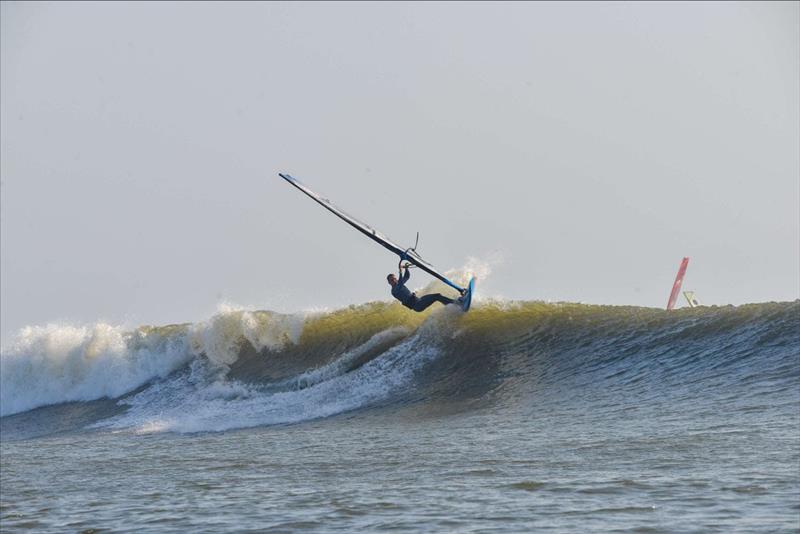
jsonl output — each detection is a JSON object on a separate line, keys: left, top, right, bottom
{"left": 1, "top": 292, "right": 798, "bottom": 531}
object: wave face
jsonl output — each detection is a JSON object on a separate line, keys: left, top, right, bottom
{"left": 1, "top": 299, "right": 798, "bottom": 435}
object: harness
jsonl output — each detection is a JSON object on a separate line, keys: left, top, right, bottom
{"left": 401, "top": 293, "right": 418, "bottom": 309}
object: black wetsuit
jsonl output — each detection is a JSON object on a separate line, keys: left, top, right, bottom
{"left": 391, "top": 268, "right": 454, "bottom": 312}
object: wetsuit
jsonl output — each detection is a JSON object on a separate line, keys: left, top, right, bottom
{"left": 391, "top": 267, "right": 454, "bottom": 312}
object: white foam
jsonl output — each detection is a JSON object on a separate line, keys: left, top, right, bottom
{"left": 96, "top": 327, "right": 442, "bottom": 434}
{"left": 186, "top": 309, "right": 305, "bottom": 367}
{"left": 0, "top": 308, "right": 309, "bottom": 417}
{"left": 286, "top": 327, "right": 410, "bottom": 390}
{"left": 0, "top": 323, "right": 191, "bottom": 417}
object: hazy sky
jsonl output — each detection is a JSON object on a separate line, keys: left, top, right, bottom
{"left": 2, "top": 1, "right": 798, "bottom": 338}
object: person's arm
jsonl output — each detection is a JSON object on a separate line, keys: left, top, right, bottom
{"left": 399, "top": 265, "right": 411, "bottom": 284}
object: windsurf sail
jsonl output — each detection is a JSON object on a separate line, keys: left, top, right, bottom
{"left": 278, "top": 173, "right": 465, "bottom": 293}
{"left": 666, "top": 257, "right": 690, "bottom": 310}
{"left": 683, "top": 291, "right": 700, "bottom": 308}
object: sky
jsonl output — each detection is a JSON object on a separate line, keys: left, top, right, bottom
{"left": 1, "top": 1, "right": 798, "bottom": 339}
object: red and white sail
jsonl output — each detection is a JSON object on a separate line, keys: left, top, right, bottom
{"left": 667, "top": 257, "right": 690, "bottom": 310}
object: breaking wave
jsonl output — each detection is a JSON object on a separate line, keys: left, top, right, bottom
{"left": 1, "top": 295, "right": 798, "bottom": 436}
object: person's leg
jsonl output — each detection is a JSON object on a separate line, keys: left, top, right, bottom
{"left": 412, "top": 293, "right": 454, "bottom": 312}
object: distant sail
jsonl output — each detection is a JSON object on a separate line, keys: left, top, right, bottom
{"left": 667, "top": 257, "right": 690, "bottom": 310}
{"left": 683, "top": 291, "right": 701, "bottom": 308}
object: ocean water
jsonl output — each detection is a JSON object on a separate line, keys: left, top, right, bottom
{"left": 1, "top": 298, "right": 798, "bottom": 532}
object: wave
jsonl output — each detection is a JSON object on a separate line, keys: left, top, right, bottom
{"left": 0, "top": 306, "right": 311, "bottom": 417}
{"left": 1, "top": 298, "right": 798, "bottom": 435}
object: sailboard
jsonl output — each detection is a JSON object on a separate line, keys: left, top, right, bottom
{"left": 460, "top": 276, "right": 476, "bottom": 312}
{"left": 278, "top": 173, "right": 469, "bottom": 296}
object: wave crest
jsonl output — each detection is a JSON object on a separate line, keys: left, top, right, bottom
{"left": 2, "top": 299, "right": 797, "bottom": 431}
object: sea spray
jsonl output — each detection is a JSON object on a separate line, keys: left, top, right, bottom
{"left": 98, "top": 327, "right": 441, "bottom": 434}
{"left": 0, "top": 323, "right": 190, "bottom": 416}
{"left": 0, "top": 307, "right": 310, "bottom": 416}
